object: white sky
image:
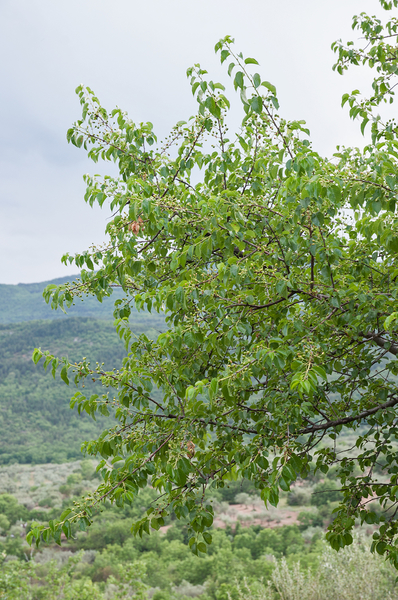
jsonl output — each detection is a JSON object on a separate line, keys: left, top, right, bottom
{"left": 0, "top": 0, "right": 388, "bottom": 284}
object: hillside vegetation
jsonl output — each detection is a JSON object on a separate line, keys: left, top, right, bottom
{"left": 0, "top": 318, "right": 125, "bottom": 464}
{"left": 0, "top": 461, "right": 396, "bottom": 600}
{"left": 0, "top": 276, "right": 123, "bottom": 323}
{"left": 0, "top": 276, "right": 164, "bottom": 464}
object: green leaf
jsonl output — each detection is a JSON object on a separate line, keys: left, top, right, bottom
{"left": 26, "top": 531, "right": 34, "bottom": 545}
{"left": 205, "top": 96, "right": 221, "bottom": 119}
{"left": 203, "top": 531, "right": 212, "bottom": 544}
{"left": 270, "top": 96, "right": 279, "bottom": 110}
{"left": 151, "top": 517, "right": 164, "bottom": 530}
{"left": 311, "top": 211, "right": 324, "bottom": 227}
{"left": 312, "top": 365, "right": 327, "bottom": 380}
{"left": 279, "top": 477, "right": 290, "bottom": 492}
{"left": 276, "top": 281, "right": 288, "bottom": 298}
{"left": 60, "top": 366, "right": 69, "bottom": 386}
{"left": 220, "top": 49, "right": 229, "bottom": 63}
{"left": 250, "top": 96, "right": 263, "bottom": 114}
{"left": 376, "top": 541, "right": 387, "bottom": 555}
{"left": 234, "top": 71, "right": 244, "bottom": 89}
{"left": 253, "top": 73, "right": 261, "bottom": 89}
{"left": 261, "top": 81, "right": 276, "bottom": 94}
{"left": 244, "top": 57, "right": 259, "bottom": 65}
{"left": 384, "top": 312, "right": 398, "bottom": 331}
{"left": 62, "top": 520, "right": 72, "bottom": 538}
{"left": 60, "top": 508, "right": 72, "bottom": 521}
{"left": 202, "top": 512, "right": 213, "bottom": 527}
{"left": 32, "top": 348, "right": 42, "bottom": 365}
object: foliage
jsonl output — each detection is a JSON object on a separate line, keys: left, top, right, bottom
{"left": 1, "top": 530, "right": 398, "bottom": 599}
{"left": 0, "top": 472, "right": 396, "bottom": 599}
{"left": 0, "top": 484, "right": 301, "bottom": 598}
{"left": 286, "top": 490, "right": 311, "bottom": 507}
{"left": 0, "top": 494, "right": 29, "bottom": 525}
{"left": 0, "top": 314, "right": 163, "bottom": 464}
{"left": 0, "top": 318, "right": 129, "bottom": 463}
{"left": 30, "top": 0, "right": 398, "bottom": 567}
{"left": 0, "top": 557, "right": 32, "bottom": 600}
{"left": 0, "top": 552, "right": 147, "bottom": 600}
{"left": 0, "top": 472, "right": 320, "bottom": 594}
{"left": 332, "top": 0, "right": 398, "bottom": 143}
{"left": 238, "top": 536, "right": 398, "bottom": 600}
{"left": 0, "top": 276, "right": 162, "bottom": 463}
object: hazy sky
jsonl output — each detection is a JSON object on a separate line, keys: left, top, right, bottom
{"left": 0, "top": 0, "right": 387, "bottom": 284}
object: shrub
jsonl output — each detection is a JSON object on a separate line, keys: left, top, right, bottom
{"left": 298, "top": 511, "right": 324, "bottom": 530}
{"left": 287, "top": 490, "right": 311, "bottom": 507}
{"left": 310, "top": 482, "right": 342, "bottom": 507}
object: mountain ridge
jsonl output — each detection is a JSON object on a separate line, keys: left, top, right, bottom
{"left": 0, "top": 275, "right": 125, "bottom": 324}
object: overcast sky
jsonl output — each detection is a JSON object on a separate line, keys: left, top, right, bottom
{"left": 0, "top": 0, "right": 387, "bottom": 284}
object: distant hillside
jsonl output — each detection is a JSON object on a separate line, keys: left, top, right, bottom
{"left": 0, "top": 275, "right": 159, "bottom": 324}
{"left": 0, "top": 274, "right": 165, "bottom": 464}
{"left": 0, "top": 316, "right": 163, "bottom": 464}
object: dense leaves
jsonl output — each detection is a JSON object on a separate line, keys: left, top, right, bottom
{"left": 31, "top": 1, "right": 398, "bottom": 567}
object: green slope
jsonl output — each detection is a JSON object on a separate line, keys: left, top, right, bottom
{"left": 0, "top": 318, "right": 124, "bottom": 464}
{"left": 0, "top": 294, "right": 165, "bottom": 464}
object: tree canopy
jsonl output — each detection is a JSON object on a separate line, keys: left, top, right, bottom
{"left": 31, "top": 0, "right": 398, "bottom": 567}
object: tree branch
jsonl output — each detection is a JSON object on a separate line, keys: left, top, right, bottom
{"left": 361, "top": 332, "right": 398, "bottom": 356}
{"left": 299, "top": 395, "right": 398, "bottom": 434}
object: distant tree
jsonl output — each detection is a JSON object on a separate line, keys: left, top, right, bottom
{"left": 0, "top": 514, "right": 10, "bottom": 535}
{"left": 31, "top": 0, "right": 398, "bottom": 567}
{"left": 234, "top": 492, "right": 251, "bottom": 508}
{"left": 310, "top": 481, "right": 342, "bottom": 507}
{"left": 0, "top": 494, "right": 28, "bottom": 525}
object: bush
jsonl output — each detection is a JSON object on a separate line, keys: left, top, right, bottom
{"left": 0, "top": 515, "right": 10, "bottom": 535}
{"left": 217, "top": 480, "right": 258, "bottom": 504}
{"left": 59, "top": 484, "right": 72, "bottom": 497}
{"left": 0, "top": 494, "right": 28, "bottom": 524}
{"left": 310, "top": 482, "right": 342, "bottom": 507}
{"left": 79, "top": 519, "right": 133, "bottom": 549}
{"left": 38, "top": 497, "right": 53, "bottom": 508}
{"left": 287, "top": 490, "right": 311, "bottom": 506}
{"left": 298, "top": 511, "right": 324, "bottom": 530}
{"left": 234, "top": 492, "right": 252, "bottom": 506}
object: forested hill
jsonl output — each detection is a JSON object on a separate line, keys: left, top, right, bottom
{"left": 0, "top": 276, "right": 115, "bottom": 323}
{"left": 0, "top": 276, "right": 165, "bottom": 464}
{"left": 0, "top": 316, "right": 164, "bottom": 464}
{"left": 0, "top": 275, "right": 143, "bottom": 323}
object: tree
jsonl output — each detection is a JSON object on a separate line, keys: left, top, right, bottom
{"left": 30, "top": 0, "right": 398, "bottom": 567}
